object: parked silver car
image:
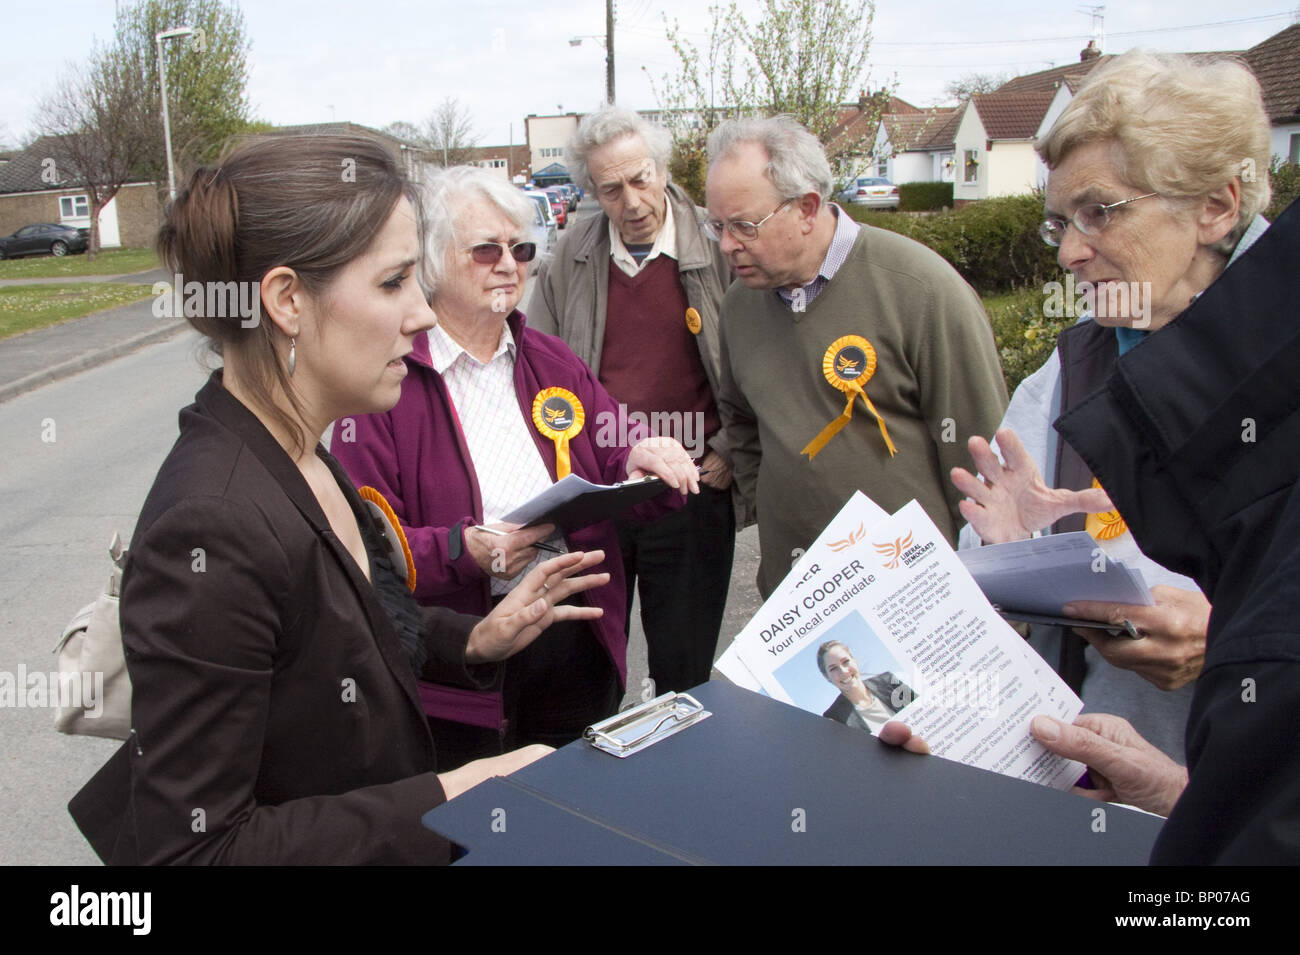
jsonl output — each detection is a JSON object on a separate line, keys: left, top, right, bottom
{"left": 836, "top": 177, "right": 900, "bottom": 210}
{"left": 524, "top": 189, "right": 558, "bottom": 258}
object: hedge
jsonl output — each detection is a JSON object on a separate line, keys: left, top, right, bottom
{"left": 898, "top": 181, "right": 953, "bottom": 211}
{"left": 847, "top": 193, "right": 1062, "bottom": 294}
{"left": 1267, "top": 159, "right": 1300, "bottom": 221}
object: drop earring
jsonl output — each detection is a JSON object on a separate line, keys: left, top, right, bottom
{"left": 288, "top": 337, "right": 296, "bottom": 377}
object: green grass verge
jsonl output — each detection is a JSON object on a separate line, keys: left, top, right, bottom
{"left": 0, "top": 283, "right": 155, "bottom": 340}
{"left": 0, "top": 247, "right": 159, "bottom": 279}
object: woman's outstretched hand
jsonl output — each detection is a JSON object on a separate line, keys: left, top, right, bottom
{"left": 466, "top": 550, "right": 609, "bottom": 663}
{"left": 951, "top": 428, "right": 1113, "bottom": 543}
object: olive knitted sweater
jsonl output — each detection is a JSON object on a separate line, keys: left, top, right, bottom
{"left": 717, "top": 225, "right": 1008, "bottom": 597}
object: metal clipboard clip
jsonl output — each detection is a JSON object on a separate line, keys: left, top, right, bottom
{"left": 583, "top": 691, "right": 711, "bottom": 757}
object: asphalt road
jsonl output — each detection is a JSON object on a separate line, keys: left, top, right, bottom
{"left": 0, "top": 271, "right": 763, "bottom": 864}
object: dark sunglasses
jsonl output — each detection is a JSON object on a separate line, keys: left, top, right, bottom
{"left": 466, "top": 241, "right": 537, "bottom": 265}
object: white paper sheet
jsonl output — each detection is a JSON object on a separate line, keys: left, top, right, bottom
{"left": 723, "top": 493, "right": 1085, "bottom": 790}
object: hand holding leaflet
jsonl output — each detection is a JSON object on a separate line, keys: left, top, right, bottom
{"left": 721, "top": 492, "right": 1087, "bottom": 790}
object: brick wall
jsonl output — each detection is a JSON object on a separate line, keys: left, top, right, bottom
{"left": 0, "top": 194, "right": 60, "bottom": 238}
{"left": 0, "top": 182, "right": 162, "bottom": 247}
{"left": 114, "top": 183, "right": 163, "bottom": 248}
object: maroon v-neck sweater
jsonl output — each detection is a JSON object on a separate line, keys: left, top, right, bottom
{"left": 600, "top": 256, "right": 720, "bottom": 450}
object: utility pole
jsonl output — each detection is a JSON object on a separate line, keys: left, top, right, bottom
{"left": 606, "top": 0, "right": 615, "bottom": 104}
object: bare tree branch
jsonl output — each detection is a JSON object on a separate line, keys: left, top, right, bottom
{"left": 35, "top": 44, "right": 154, "bottom": 258}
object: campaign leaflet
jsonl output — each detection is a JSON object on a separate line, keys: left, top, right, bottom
{"left": 724, "top": 492, "right": 1085, "bottom": 790}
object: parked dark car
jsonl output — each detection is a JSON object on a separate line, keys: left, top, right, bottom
{"left": 0, "top": 222, "right": 90, "bottom": 259}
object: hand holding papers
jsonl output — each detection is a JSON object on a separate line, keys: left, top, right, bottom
{"left": 956, "top": 531, "right": 1154, "bottom": 629}
{"left": 717, "top": 492, "right": 1086, "bottom": 790}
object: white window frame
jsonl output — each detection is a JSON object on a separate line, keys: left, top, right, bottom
{"left": 59, "top": 194, "right": 89, "bottom": 221}
{"left": 963, "top": 149, "right": 979, "bottom": 185}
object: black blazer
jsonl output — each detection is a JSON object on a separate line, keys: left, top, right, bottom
{"left": 70, "top": 374, "right": 494, "bottom": 864}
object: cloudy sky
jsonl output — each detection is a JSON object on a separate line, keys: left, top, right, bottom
{"left": 2, "top": 0, "right": 1294, "bottom": 150}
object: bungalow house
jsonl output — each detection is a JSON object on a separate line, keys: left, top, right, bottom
{"left": 1240, "top": 24, "right": 1300, "bottom": 164}
{"left": 872, "top": 106, "right": 962, "bottom": 183}
{"left": 825, "top": 93, "right": 921, "bottom": 183}
{"left": 0, "top": 136, "right": 160, "bottom": 248}
{"left": 951, "top": 88, "right": 1059, "bottom": 203}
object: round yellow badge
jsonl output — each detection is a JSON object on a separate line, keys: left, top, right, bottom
{"left": 801, "top": 335, "right": 897, "bottom": 459}
{"left": 684, "top": 307, "right": 702, "bottom": 335}
{"left": 532, "top": 387, "right": 585, "bottom": 478}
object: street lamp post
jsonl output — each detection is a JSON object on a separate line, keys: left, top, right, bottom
{"left": 569, "top": 0, "right": 616, "bottom": 104}
{"left": 155, "top": 26, "right": 195, "bottom": 200}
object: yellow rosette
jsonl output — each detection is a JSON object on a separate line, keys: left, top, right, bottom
{"left": 801, "top": 335, "right": 897, "bottom": 460}
{"left": 358, "top": 486, "right": 417, "bottom": 592}
{"left": 532, "top": 387, "right": 585, "bottom": 478}
{"left": 1085, "top": 477, "right": 1127, "bottom": 540}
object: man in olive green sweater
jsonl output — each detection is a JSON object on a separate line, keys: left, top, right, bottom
{"left": 705, "top": 116, "right": 1008, "bottom": 598}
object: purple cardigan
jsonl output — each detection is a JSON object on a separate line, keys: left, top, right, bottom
{"left": 331, "top": 310, "right": 679, "bottom": 728}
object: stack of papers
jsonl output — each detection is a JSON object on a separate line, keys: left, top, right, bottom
{"left": 717, "top": 492, "right": 1086, "bottom": 790}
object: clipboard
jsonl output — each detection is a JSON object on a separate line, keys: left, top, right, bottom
{"left": 583, "top": 691, "right": 711, "bottom": 757}
{"left": 995, "top": 608, "right": 1136, "bottom": 637}
{"left": 502, "top": 474, "right": 670, "bottom": 532}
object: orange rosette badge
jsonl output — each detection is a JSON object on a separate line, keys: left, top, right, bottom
{"left": 358, "top": 486, "right": 417, "bottom": 592}
{"left": 532, "top": 387, "right": 585, "bottom": 478}
{"left": 800, "top": 335, "right": 897, "bottom": 460}
{"left": 1085, "top": 477, "right": 1128, "bottom": 540}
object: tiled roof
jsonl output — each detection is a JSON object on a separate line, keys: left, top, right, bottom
{"left": 1243, "top": 24, "right": 1300, "bottom": 123}
{"left": 883, "top": 107, "right": 961, "bottom": 151}
{"left": 971, "top": 90, "right": 1058, "bottom": 140}
{"left": 829, "top": 95, "right": 920, "bottom": 148}
{"left": 0, "top": 136, "right": 143, "bottom": 195}
{"left": 997, "top": 55, "right": 1112, "bottom": 94}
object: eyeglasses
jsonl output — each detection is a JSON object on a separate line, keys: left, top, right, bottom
{"left": 1039, "top": 193, "right": 1158, "bottom": 247}
{"left": 704, "top": 198, "right": 798, "bottom": 242}
{"left": 466, "top": 241, "right": 537, "bottom": 265}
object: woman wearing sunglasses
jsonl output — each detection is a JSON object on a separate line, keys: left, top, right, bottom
{"left": 332, "top": 165, "right": 699, "bottom": 769}
{"left": 69, "top": 135, "right": 614, "bottom": 865}
{"left": 949, "top": 51, "right": 1272, "bottom": 762}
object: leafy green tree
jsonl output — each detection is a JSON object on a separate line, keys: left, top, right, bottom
{"left": 113, "top": 0, "right": 253, "bottom": 179}
{"left": 651, "top": 0, "right": 893, "bottom": 201}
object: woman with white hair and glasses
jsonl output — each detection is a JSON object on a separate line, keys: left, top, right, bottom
{"left": 333, "top": 166, "right": 698, "bottom": 769}
{"left": 950, "top": 51, "right": 1273, "bottom": 764}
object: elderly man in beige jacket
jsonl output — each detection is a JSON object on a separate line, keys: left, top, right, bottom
{"left": 526, "top": 105, "right": 739, "bottom": 695}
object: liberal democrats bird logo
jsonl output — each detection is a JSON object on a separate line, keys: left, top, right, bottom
{"left": 874, "top": 532, "right": 914, "bottom": 569}
{"left": 835, "top": 353, "right": 860, "bottom": 377}
{"left": 829, "top": 523, "right": 867, "bottom": 552}
{"left": 543, "top": 404, "right": 571, "bottom": 428}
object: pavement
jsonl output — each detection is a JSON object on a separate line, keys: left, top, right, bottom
{"left": 0, "top": 268, "right": 187, "bottom": 404}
